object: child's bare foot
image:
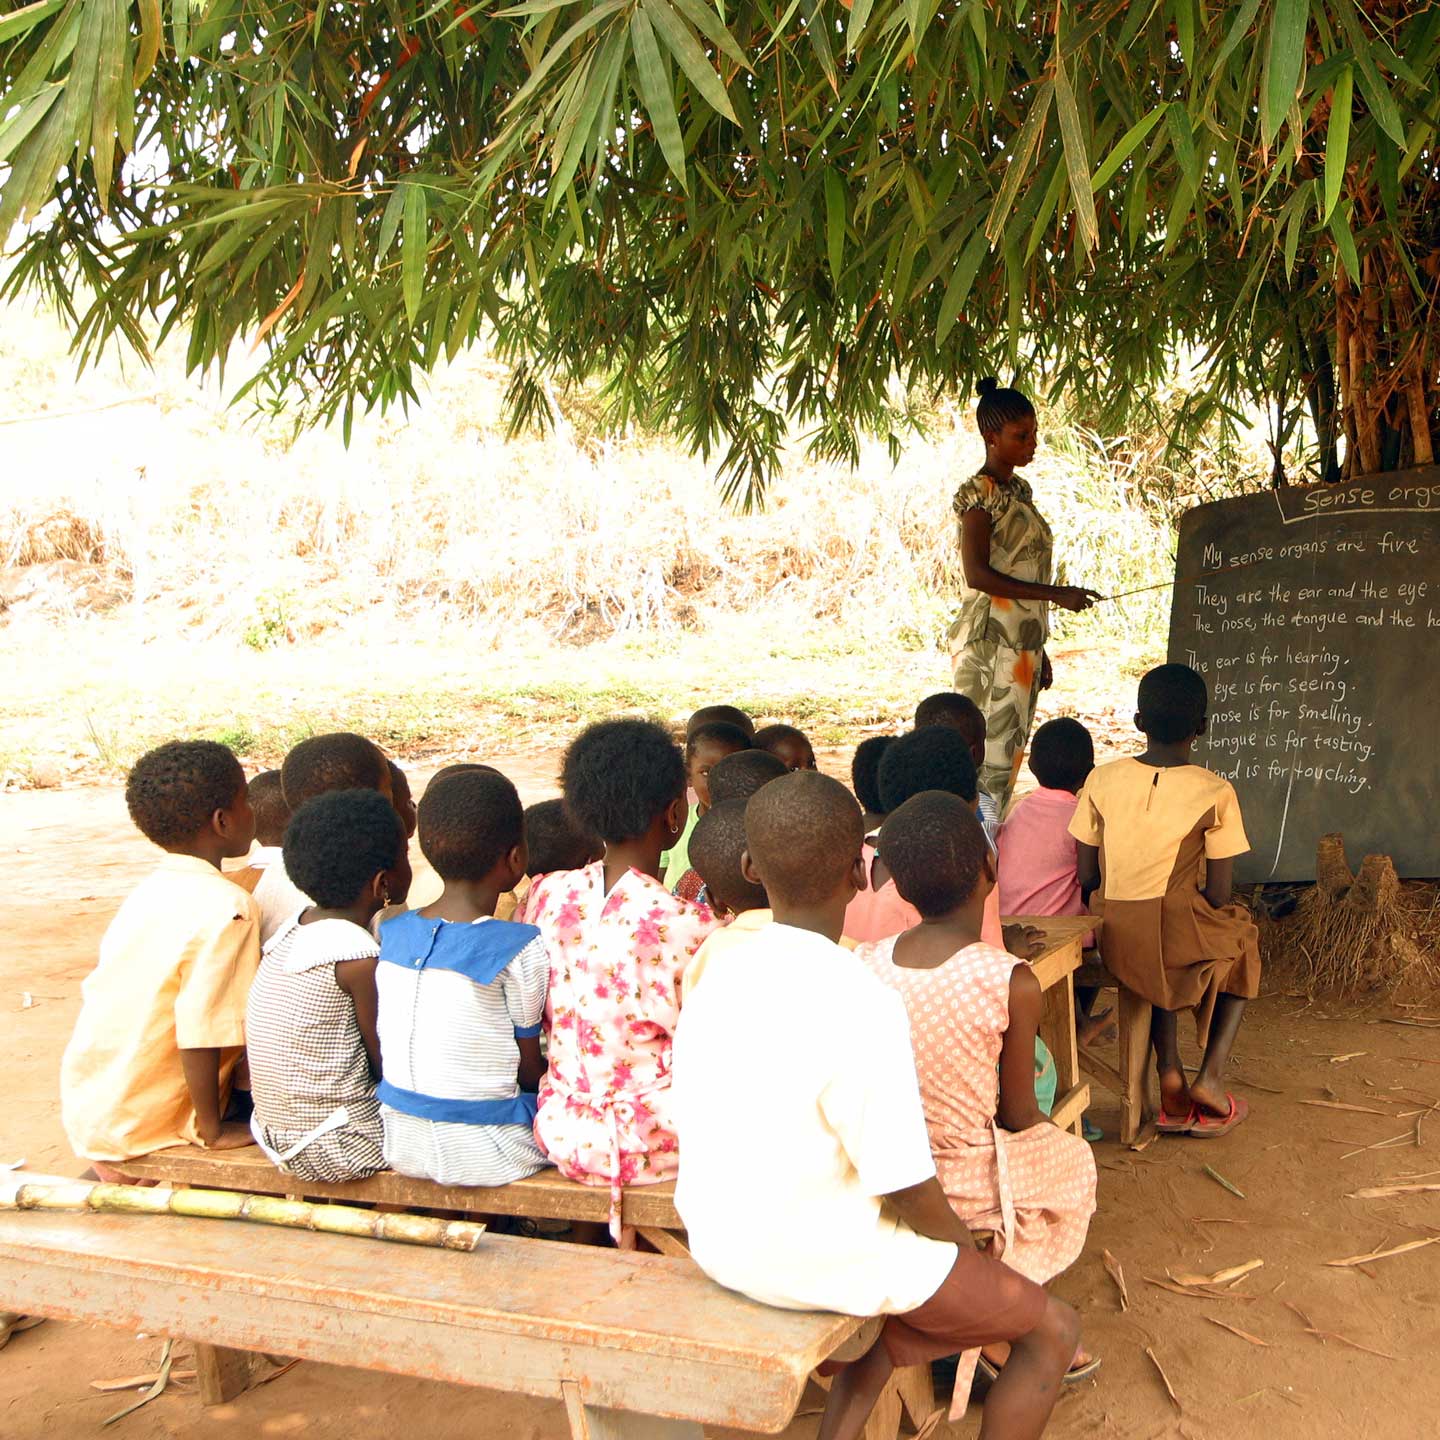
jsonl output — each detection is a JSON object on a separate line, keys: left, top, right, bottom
{"left": 1188, "top": 1076, "right": 1233, "bottom": 1118}
{"left": 1157, "top": 1066, "right": 1192, "bottom": 1125}
{"left": 1077, "top": 1007, "right": 1116, "bottom": 1046}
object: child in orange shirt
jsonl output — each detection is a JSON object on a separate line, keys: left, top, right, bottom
{"left": 61, "top": 741, "right": 260, "bottom": 1176}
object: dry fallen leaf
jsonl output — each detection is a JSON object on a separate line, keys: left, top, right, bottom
{"left": 1129, "top": 1125, "right": 1158, "bottom": 1152}
{"left": 1206, "top": 1317, "right": 1271, "bottom": 1347}
{"left": 1330, "top": 1052, "right": 1368, "bottom": 1064}
{"left": 1145, "top": 1276, "right": 1256, "bottom": 1302}
{"left": 1346, "top": 1183, "right": 1440, "bottom": 1199}
{"left": 1102, "top": 1248, "right": 1129, "bottom": 1311}
{"left": 1169, "top": 1258, "right": 1264, "bottom": 1287}
{"left": 1144, "top": 1345, "right": 1182, "bottom": 1412}
{"left": 1299, "top": 1100, "right": 1392, "bottom": 1116}
{"left": 1326, "top": 1236, "right": 1440, "bottom": 1267}
{"left": 90, "top": 1370, "right": 196, "bottom": 1393}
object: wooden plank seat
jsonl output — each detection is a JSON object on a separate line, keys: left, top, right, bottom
{"left": 108, "top": 1148, "right": 932, "bottom": 1438}
{"left": 0, "top": 1207, "right": 886, "bottom": 1438}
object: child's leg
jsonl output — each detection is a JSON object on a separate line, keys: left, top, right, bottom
{"left": 1189, "top": 995, "right": 1247, "bottom": 1117}
{"left": 817, "top": 1336, "right": 895, "bottom": 1440}
{"left": 979, "top": 1295, "right": 1078, "bottom": 1440}
{"left": 1150, "top": 1007, "right": 1191, "bottom": 1118}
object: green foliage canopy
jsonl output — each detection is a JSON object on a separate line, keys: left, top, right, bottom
{"left": 2, "top": 0, "right": 1438, "bottom": 494}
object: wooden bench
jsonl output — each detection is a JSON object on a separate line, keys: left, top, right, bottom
{"left": 1073, "top": 958, "right": 1153, "bottom": 1144}
{"left": 1006, "top": 914, "right": 1094, "bottom": 1137}
{"left": 0, "top": 1207, "right": 918, "bottom": 1439}
{"left": 113, "top": 1151, "right": 931, "bottom": 1439}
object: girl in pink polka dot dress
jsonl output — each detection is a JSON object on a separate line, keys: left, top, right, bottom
{"left": 855, "top": 790, "right": 1097, "bottom": 1392}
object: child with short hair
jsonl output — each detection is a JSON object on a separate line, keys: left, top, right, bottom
{"left": 857, "top": 791, "right": 1097, "bottom": 1396}
{"left": 681, "top": 799, "right": 771, "bottom": 994}
{"left": 851, "top": 734, "right": 896, "bottom": 832}
{"left": 61, "top": 741, "right": 260, "bottom": 1175}
{"left": 377, "top": 768, "right": 552, "bottom": 1186}
{"left": 673, "top": 772, "right": 1077, "bottom": 1440}
{"left": 254, "top": 732, "right": 392, "bottom": 943}
{"left": 686, "top": 703, "right": 756, "bottom": 740}
{"left": 524, "top": 719, "right": 718, "bottom": 1236}
{"left": 671, "top": 748, "right": 787, "bottom": 903}
{"left": 248, "top": 770, "right": 290, "bottom": 851}
{"left": 524, "top": 797, "right": 603, "bottom": 878}
{"left": 662, "top": 720, "right": 751, "bottom": 890}
{"left": 915, "top": 691, "right": 1001, "bottom": 840}
{"left": 844, "top": 726, "right": 1006, "bottom": 950}
{"left": 246, "top": 789, "right": 411, "bottom": 1180}
{"left": 753, "top": 722, "right": 817, "bottom": 772}
{"left": 387, "top": 759, "right": 418, "bottom": 840}
{"left": 1072, "top": 664, "right": 1260, "bottom": 1137}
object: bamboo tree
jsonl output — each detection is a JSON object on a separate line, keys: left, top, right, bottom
{"left": 1, "top": 0, "right": 1437, "bottom": 498}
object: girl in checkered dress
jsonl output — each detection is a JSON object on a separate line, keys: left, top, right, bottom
{"left": 246, "top": 789, "right": 412, "bottom": 1182}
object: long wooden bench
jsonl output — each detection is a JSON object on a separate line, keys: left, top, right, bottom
{"left": 0, "top": 1206, "right": 904, "bottom": 1439}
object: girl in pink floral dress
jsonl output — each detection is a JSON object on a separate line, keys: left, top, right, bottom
{"left": 855, "top": 790, "right": 1097, "bottom": 1398}
{"left": 522, "top": 719, "right": 717, "bottom": 1240}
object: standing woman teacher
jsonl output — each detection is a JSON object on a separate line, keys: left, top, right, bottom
{"left": 949, "top": 380, "right": 1101, "bottom": 810}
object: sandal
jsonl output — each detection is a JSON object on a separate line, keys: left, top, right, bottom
{"left": 1189, "top": 1094, "right": 1249, "bottom": 1139}
{"left": 1156, "top": 1105, "right": 1197, "bottom": 1135}
{"left": 976, "top": 1352, "right": 1102, "bottom": 1385}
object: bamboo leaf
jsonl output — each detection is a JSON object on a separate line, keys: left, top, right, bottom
{"left": 134, "top": 0, "right": 162, "bottom": 85}
{"left": 1262, "top": 0, "right": 1307, "bottom": 148}
{"left": 1328, "top": 202, "right": 1360, "bottom": 280}
{"left": 1053, "top": 56, "right": 1097, "bottom": 254}
{"left": 630, "top": 7, "right": 686, "bottom": 187}
{"left": 1334, "top": 2, "right": 1406, "bottom": 146}
{"left": 1090, "top": 107, "right": 1165, "bottom": 192}
{"left": 668, "top": 0, "right": 748, "bottom": 71}
{"left": 986, "top": 81, "right": 1053, "bottom": 243}
{"left": 89, "top": 0, "right": 126, "bottom": 205}
{"left": 402, "top": 181, "right": 428, "bottom": 322}
{"left": 824, "top": 166, "right": 845, "bottom": 282}
{"left": 846, "top": 0, "right": 876, "bottom": 54}
{"left": 937, "top": 226, "right": 988, "bottom": 344}
{"left": 800, "top": 0, "right": 837, "bottom": 94}
{"left": 377, "top": 184, "right": 406, "bottom": 262}
{"left": 1322, "top": 65, "right": 1352, "bottom": 222}
{"left": 0, "top": 0, "right": 65, "bottom": 43}
{"left": 642, "top": 0, "right": 736, "bottom": 122}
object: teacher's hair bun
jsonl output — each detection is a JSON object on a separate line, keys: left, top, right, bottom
{"left": 977, "top": 376, "right": 1000, "bottom": 397}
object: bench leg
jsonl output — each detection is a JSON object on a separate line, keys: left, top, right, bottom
{"left": 562, "top": 1382, "right": 702, "bottom": 1440}
{"left": 893, "top": 1363, "right": 934, "bottom": 1429}
{"left": 194, "top": 1341, "right": 253, "bottom": 1405}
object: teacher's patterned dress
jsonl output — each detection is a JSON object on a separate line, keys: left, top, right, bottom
{"left": 949, "top": 469, "right": 1054, "bottom": 809}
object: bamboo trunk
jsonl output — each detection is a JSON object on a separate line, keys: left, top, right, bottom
{"left": 1335, "top": 280, "right": 1356, "bottom": 478}
{"left": 0, "top": 1175, "right": 486, "bottom": 1252}
{"left": 1407, "top": 369, "right": 1434, "bottom": 466}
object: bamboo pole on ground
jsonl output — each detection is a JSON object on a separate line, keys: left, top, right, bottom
{"left": 0, "top": 1174, "right": 486, "bottom": 1251}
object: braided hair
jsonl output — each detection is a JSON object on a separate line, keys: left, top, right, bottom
{"left": 975, "top": 377, "right": 1035, "bottom": 437}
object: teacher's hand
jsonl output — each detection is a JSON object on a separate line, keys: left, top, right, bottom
{"left": 1052, "top": 585, "right": 1103, "bottom": 612}
{"left": 1040, "top": 651, "right": 1054, "bottom": 691}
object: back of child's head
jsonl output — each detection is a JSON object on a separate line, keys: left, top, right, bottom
{"left": 851, "top": 735, "right": 897, "bottom": 817}
{"left": 753, "top": 722, "right": 817, "bottom": 772}
{"left": 419, "top": 767, "right": 524, "bottom": 882}
{"left": 744, "top": 771, "right": 862, "bottom": 907}
{"left": 687, "top": 704, "right": 756, "bottom": 740}
{"left": 879, "top": 791, "right": 989, "bottom": 918}
{"left": 915, "top": 691, "right": 985, "bottom": 759}
{"left": 1028, "top": 717, "right": 1095, "bottom": 792}
{"left": 247, "top": 768, "right": 290, "bottom": 848}
{"left": 283, "top": 788, "right": 407, "bottom": 910}
{"left": 126, "top": 740, "right": 247, "bottom": 850}
{"left": 562, "top": 718, "right": 685, "bottom": 843}
{"left": 523, "top": 797, "right": 601, "bottom": 877}
{"left": 877, "top": 726, "right": 978, "bottom": 813}
{"left": 281, "top": 732, "right": 389, "bottom": 810}
{"left": 689, "top": 799, "right": 767, "bottom": 915}
{"left": 975, "top": 377, "right": 1036, "bottom": 436}
{"left": 1137, "top": 664, "right": 1208, "bottom": 744}
{"left": 707, "top": 748, "right": 788, "bottom": 805}
{"left": 686, "top": 721, "right": 752, "bottom": 761}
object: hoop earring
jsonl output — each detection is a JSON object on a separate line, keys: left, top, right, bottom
{"left": 379, "top": 885, "right": 392, "bottom": 908}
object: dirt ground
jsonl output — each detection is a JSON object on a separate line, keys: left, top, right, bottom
{"left": 3, "top": 770, "right": 1439, "bottom": 1440}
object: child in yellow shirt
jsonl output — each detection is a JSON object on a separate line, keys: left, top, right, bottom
{"left": 61, "top": 741, "right": 261, "bottom": 1176}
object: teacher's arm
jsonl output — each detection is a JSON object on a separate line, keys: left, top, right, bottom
{"left": 959, "top": 507, "right": 1101, "bottom": 612}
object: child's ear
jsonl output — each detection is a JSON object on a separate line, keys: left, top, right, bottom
{"left": 740, "top": 849, "right": 763, "bottom": 887}
{"left": 1133, "top": 710, "right": 1145, "bottom": 735}
{"left": 507, "top": 843, "right": 527, "bottom": 887}
{"left": 848, "top": 851, "right": 868, "bottom": 896}
{"left": 665, "top": 796, "right": 687, "bottom": 838}
{"left": 1195, "top": 714, "right": 1208, "bottom": 737}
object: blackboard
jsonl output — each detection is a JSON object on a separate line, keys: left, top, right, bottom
{"left": 1166, "top": 467, "right": 1440, "bottom": 883}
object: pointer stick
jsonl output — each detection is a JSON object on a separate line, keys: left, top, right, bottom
{"left": 1100, "top": 553, "right": 1276, "bottom": 602}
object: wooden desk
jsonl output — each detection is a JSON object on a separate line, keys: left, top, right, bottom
{"left": 1004, "top": 915, "right": 1095, "bottom": 1137}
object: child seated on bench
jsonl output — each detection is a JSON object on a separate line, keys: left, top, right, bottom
{"left": 254, "top": 732, "right": 393, "bottom": 943}
{"left": 246, "top": 789, "right": 411, "bottom": 1181}
{"left": 850, "top": 733, "right": 896, "bottom": 833}
{"left": 856, "top": 791, "right": 1097, "bottom": 1395}
{"left": 497, "top": 798, "right": 603, "bottom": 921}
{"left": 753, "top": 721, "right": 818, "bottom": 772}
{"left": 673, "top": 772, "right": 1078, "bottom": 1440}
{"left": 672, "top": 748, "right": 786, "bottom": 902}
{"left": 915, "top": 691, "right": 1001, "bottom": 840}
{"left": 663, "top": 720, "right": 752, "bottom": 890}
{"left": 997, "top": 717, "right": 1111, "bottom": 1052}
{"left": 1070, "top": 664, "right": 1261, "bottom": 1138}
{"left": 523, "top": 719, "right": 718, "bottom": 1237}
{"left": 61, "top": 741, "right": 260, "bottom": 1176}
{"left": 377, "top": 768, "right": 552, "bottom": 1186}
{"left": 387, "top": 759, "right": 418, "bottom": 842}
{"left": 682, "top": 799, "right": 771, "bottom": 993}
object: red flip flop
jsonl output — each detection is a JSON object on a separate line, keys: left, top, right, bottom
{"left": 1189, "top": 1094, "right": 1249, "bottom": 1138}
{"left": 1156, "top": 1105, "right": 1196, "bottom": 1135}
